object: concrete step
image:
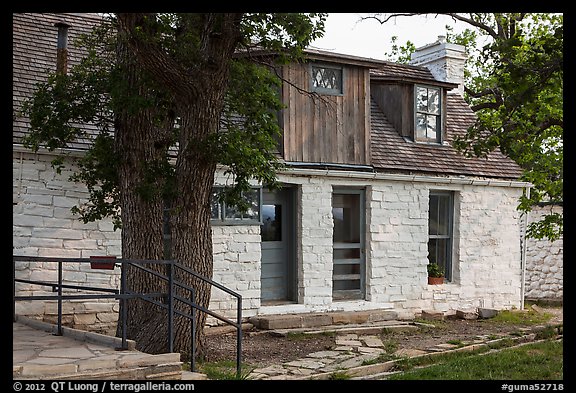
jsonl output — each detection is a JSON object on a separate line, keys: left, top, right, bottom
{"left": 249, "top": 309, "right": 399, "bottom": 330}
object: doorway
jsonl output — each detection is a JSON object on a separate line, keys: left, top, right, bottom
{"left": 260, "top": 187, "right": 296, "bottom": 303}
{"left": 332, "top": 189, "right": 365, "bottom": 301}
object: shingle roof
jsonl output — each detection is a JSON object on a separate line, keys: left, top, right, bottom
{"left": 370, "top": 93, "right": 522, "bottom": 179}
{"left": 13, "top": 13, "right": 104, "bottom": 150}
{"left": 369, "top": 63, "right": 456, "bottom": 88}
{"left": 13, "top": 13, "right": 523, "bottom": 180}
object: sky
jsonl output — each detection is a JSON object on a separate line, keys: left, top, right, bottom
{"left": 309, "top": 13, "right": 471, "bottom": 61}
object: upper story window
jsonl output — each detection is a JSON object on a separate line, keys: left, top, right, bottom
{"left": 311, "top": 64, "right": 343, "bottom": 95}
{"left": 415, "top": 85, "right": 442, "bottom": 143}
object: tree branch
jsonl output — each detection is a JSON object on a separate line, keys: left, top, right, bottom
{"left": 117, "top": 13, "right": 198, "bottom": 100}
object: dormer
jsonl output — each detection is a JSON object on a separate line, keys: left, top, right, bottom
{"left": 278, "top": 50, "right": 385, "bottom": 167}
{"left": 369, "top": 36, "right": 466, "bottom": 146}
{"left": 370, "top": 63, "right": 458, "bottom": 146}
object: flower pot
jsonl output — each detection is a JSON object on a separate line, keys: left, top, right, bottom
{"left": 428, "top": 276, "right": 444, "bottom": 285}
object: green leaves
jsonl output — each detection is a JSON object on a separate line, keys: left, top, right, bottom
{"left": 379, "top": 13, "right": 562, "bottom": 241}
{"left": 20, "top": 13, "right": 326, "bottom": 224}
{"left": 451, "top": 13, "right": 563, "bottom": 241}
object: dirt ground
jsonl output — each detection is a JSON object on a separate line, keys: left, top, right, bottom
{"left": 203, "top": 306, "right": 563, "bottom": 368}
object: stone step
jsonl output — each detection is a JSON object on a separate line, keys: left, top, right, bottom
{"left": 14, "top": 352, "right": 184, "bottom": 380}
{"left": 249, "top": 309, "right": 399, "bottom": 330}
{"left": 13, "top": 317, "right": 191, "bottom": 380}
{"left": 181, "top": 371, "right": 209, "bottom": 380}
{"left": 269, "top": 320, "right": 419, "bottom": 337}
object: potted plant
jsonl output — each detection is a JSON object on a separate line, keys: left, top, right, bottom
{"left": 427, "top": 262, "right": 444, "bottom": 285}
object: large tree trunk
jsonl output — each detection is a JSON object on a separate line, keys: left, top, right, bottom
{"left": 169, "top": 100, "right": 221, "bottom": 359}
{"left": 116, "top": 13, "right": 243, "bottom": 358}
{"left": 114, "top": 30, "right": 175, "bottom": 351}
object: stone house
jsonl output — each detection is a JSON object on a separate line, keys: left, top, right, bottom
{"left": 13, "top": 13, "right": 530, "bottom": 334}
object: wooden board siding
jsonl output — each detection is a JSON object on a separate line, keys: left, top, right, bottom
{"left": 371, "top": 83, "right": 413, "bottom": 138}
{"left": 281, "top": 63, "right": 370, "bottom": 165}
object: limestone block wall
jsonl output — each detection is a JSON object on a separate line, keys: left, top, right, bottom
{"left": 209, "top": 224, "right": 262, "bottom": 325}
{"left": 13, "top": 150, "right": 121, "bottom": 335}
{"left": 298, "top": 179, "right": 334, "bottom": 307}
{"left": 13, "top": 155, "right": 265, "bottom": 330}
{"left": 13, "top": 150, "right": 528, "bottom": 329}
{"left": 524, "top": 204, "right": 563, "bottom": 300}
{"left": 261, "top": 173, "right": 524, "bottom": 319}
{"left": 421, "top": 184, "right": 523, "bottom": 313}
{"left": 366, "top": 182, "right": 429, "bottom": 318}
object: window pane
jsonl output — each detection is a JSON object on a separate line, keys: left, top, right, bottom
{"left": 243, "top": 189, "right": 260, "bottom": 221}
{"left": 333, "top": 280, "right": 360, "bottom": 291}
{"left": 437, "top": 195, "right": 450, "bottom": 235}
{"left": 334, "top": 264, "right": 360, "bottom": 275}
{"left": 428, "top": 191, "right": 453, "bottom": 281}
{"left": 312, "top": 66, "right": 342, "bottom": 92}
{"left": 261, "top": 204, "right": 281, "bottom": 241}
{"left": 332, "top": 194, "right": 360, "bottom": 243}
{"left": 428, "top": 88, "right": 440, "bottom": 114}
{"left": 428, "top": 239, "right": 438, "bottom": 264}
{"left": 436, "top": 238, "right": 449, "bottom": 270}
{"left": 225, "top": 203, "right": 243, "bottom": 220}
{"left": 428, "top": 238, "right": 449, "bottom": 274}
{"left": 426, "top": 115, "right": 437, "bottom": 141}
{"left": 416, "top": 87, "right": 428, "bottom": 112}
{"left": 416, "top": 114, "right": 427, "bottom": 139}
{"left": 334, "top": 248, "right": 360, "bottom": 260}
{"left": 211, "top": 190, "right": 221, "bottom": 220}
{"left": 429, "top": 194, "right": 439, "bottom": 235}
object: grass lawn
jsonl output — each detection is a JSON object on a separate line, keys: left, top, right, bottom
{"left": 388, "top": 339, "right": 563, "bottom": 380}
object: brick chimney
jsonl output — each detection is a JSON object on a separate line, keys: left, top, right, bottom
{"left": 409, "top": 35, "right": 466, "bottom": 96}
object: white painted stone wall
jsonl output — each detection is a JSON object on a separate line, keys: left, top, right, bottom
{"left": 523, "top": 204, "right": 563, "bottom": 300}
{"left": 13, "top": 150, "right": 121, "bottom": 334}
{"left": 366, "top": 182, "right": 429, "bottom": 318}
{"left": 421, "top": 184, "right": 523, "bottom": 314}
{"left": 209, "top": 224, "right": 261, "bottom": 324}
{"left": 259, "top": 173, "right": 524, "bottom": 319}
{"left": 12, "top": 154, "right": 265, "bottom": 330}
{"left": 13, "top": 150, "right": 527, "bottom": 329}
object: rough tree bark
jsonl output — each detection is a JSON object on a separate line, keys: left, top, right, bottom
{"left": 117, "top": 13, "right": 243, "bottom": 358}
{"left": 114, "top": 28, "right": 176, "bottom": 352}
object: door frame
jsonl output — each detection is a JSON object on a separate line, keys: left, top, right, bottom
{"left": 332, "top": 187, "right": 366, "bottom": 300}
{"left": 260, "top": 186, "right": 297, "bottom": 303}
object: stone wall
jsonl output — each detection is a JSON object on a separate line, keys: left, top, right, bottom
{"left": 12, "top": 153, "right": 266, "bottom": 331}
{"left": 14, "top": 150, "right": 528, "bottom": 330}
{"left": 258, "top": 173, "right": 524, "bottom": 319}
{"left": 13, "top": 150, "right": 121, "bottom": 335}
{"left": 523, "top": 204, "right": 563, "bottom": 301}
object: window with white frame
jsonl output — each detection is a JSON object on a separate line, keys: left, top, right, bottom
{"left": 311, "top": 64, "right": 343, "bottom": 95}
{"left": 415, "top": 85, "right": 442, "bottom": 143}
{"left": 428, "top": 191, "right": 454, "bottom": 281}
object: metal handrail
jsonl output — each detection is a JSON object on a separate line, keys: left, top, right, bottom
{"left": 12, "top": 255, "right": 243, "bottom": 377}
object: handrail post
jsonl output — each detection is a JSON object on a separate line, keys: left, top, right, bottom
{"left": 167, "top": 261, "right": 174, "bottom": 353}
{"left": 120, "top": 259, "right": 128, "bottom": 350}
{"left": 13, "top": 259, "right": 16, "bottom": 322}
{"left": 56, "top": 260, "right": 63, "bottom": 336}
{"left": 236, "top": 296, "right": 242, "bottom": 378}
{"left": 190, "top": 287, "right": 196, "bottom": 372}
